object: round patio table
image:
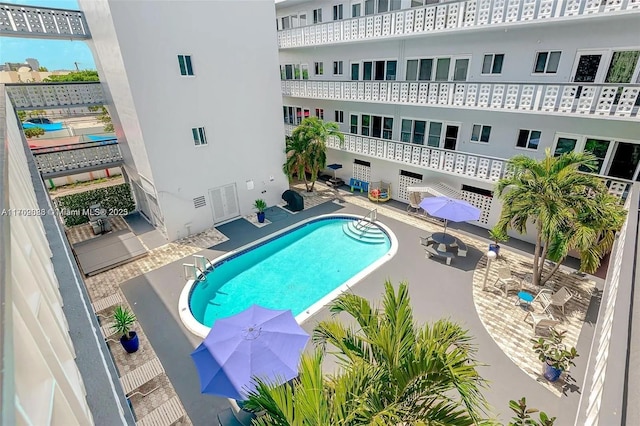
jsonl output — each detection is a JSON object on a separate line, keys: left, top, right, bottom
{"left": 516, "top": 291, "right": 534, "bottom": 307}
{"left": 431, "top": 232, "right": 456, "bottom": 246}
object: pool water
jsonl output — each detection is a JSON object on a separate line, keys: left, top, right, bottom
{"left": 189, "top": 218, "right": 391, "bottom": 327}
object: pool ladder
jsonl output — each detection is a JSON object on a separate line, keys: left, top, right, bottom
{"left": 183, "top": 255, "right": 213, "bottom": 281}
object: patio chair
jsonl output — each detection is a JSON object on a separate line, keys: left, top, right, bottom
{"left": 119, "top": 357, "right": 164, "bottom": 398}
{"left": 137, "top": 396, "right": 185, "bottom": 426}
{"left": 533, "top": 286, "right": 574, "bottom": 316}
{"left": 491, "top": 267, "right": 521, "bottom": 296}
{"left": 524, "top": 311, "right": 561, "bottom": 336}
{"left": 407, "top": 192, "right": 423, "bottom": 214}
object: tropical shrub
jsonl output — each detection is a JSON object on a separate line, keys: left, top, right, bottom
{"left": 55, "top": 183, "right": 135, "bottom": 226}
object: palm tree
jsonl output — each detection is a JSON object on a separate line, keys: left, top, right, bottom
{"left": 494, "top": 149, "right": 626, "bottom": 286}
{"left": 246, "top": 281, "right": 491, "bottom": 424}
{"left": 283, "top": 117, "right": 344, "bottom": 192}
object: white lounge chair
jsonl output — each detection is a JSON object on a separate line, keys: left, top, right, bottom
{"left": 136, "top": 396, "right": 185, "bottom": 426}
{"left": 533, "top": 286, "right": 574, "bottom": 316}
{"left": 489, "top": 267, "right": 521, "bottom": 296}
{"left": 407, "top": 191, "right": 423, "bottom": 214}
{"left": 524, "top": 311, "right": 561, "bottom": 336}
{"left": 120, "top": 358, "right": 164, "bottom": 398}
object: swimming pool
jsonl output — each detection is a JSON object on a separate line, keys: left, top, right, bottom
{"left": 179, "top": 214, "right": 397, "bottom": 337}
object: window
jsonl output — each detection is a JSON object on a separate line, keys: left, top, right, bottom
{"left": 333, "top": 61, "right": 344, "bottom": 75}
{"left": 482, "top": 54, "right": 504, "bottom": 74}
{"left": 335, "top": 110, "right": 344, "bottom": 123}
{"left": 178, "top": 55, "right": 194, "bottom": 76}
{"left": 435, "top": 58, "right": 450, "bottom": 81}
{"left": 427, "top": 122, "right": 442, "bottom": 147}
{"left": 534, "top": 51, "right": 561, "bottom": 74}
{"left": 314, "top": 62, "right": 324, "bottom": 75}
{"left": 281, "top": 16, "right": 290, "bottom": 29}
{"left": 361, "top": 114, "right": 371, "bottom": 136}
{"left": 281, "top": 63, "right": 309, "bottom": 80}
{"left": 401, "top": 119, "right": 426, "bottom": 145}
{"left": 192, "top": 127, "right": 207, "bottom": 146}
{"left": 453, "top": 58, "right": 469, "bottom": 81}
{"left": 383, "top": 117, "right": 393, "bottom": 139}
{"left": 313, "top": 8, "right": 322, "bottom": 23}
{"left": 350, "top": 114, "right": 358, "bottom": 133}
{"left": 352, "top": 2, "right": 361, "bottom": 17}
{"left": 553, "top": 137, "right": 578, "bottom": 156}
{"left": 390, "top": 0, "right": 402, "bottom": 10}
{"left": 315, "top": 108, "right": 324, "bottom": 119}
{"left": 516, "top": 129, "right": 541, "bottom": 150}
{"left": 401, "top": 169, "right": 423, "bottom": 180}
{"left": 360, "top": 60, "right": 396, "bottom": 81}
{"left": 605, "top": 50, "right": 640, "bottom": 83}
{"left": 333, "top": 4, "right": 343, "bottom": 20}
{"left": 364, "top": 0, "right": 375, "bottom": 15}
{"left": 385, "top": 61, "right": 397, "bottom": 80}
{"left": 358, "top": 114, "right": 392, "bottom": 139}
{"left": 299, "top": 14, "right": 307, "bottom": 26}
{"left": 471, "top": 124, "right": 491, "bottom": 143}
{"left": 351, "top": 63, "right": 360, "bottom": 80}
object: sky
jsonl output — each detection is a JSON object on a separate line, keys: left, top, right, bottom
{"left": 0, "top": 0, "right": 96, "bottom": 70}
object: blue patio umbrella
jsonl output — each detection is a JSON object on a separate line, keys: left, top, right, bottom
{"left": 418, "top": 196, "right": 481, "bottom": 236}
{"left": 190, "top": 305, "right": 309, "bottom": 400}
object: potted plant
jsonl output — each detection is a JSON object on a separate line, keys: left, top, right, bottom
{"left": 488, "top": 226, "right": 509, "bottom": 256}
{"left": 531, "top": 328, "right": 578, "bottom": 382}
{"left": 111, "top": 305, "right": 139, "bottom": 353}
{"left": 254, "top": 199, "right": 267, "bottom": 223}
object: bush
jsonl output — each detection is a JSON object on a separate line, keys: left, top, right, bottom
{"left": 55, "top": 183, "right": 135, "bottom": 226}
{"left": 24, "top": 127, "right": 45, "bottom": 138}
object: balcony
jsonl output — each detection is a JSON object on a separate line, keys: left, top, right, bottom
{"left": 0, "top": 3, "right": 89, "bottom": 39}
{"left": 31, "top": 139, "right": 123, "bottom": 178}
{"left": 282, "top": 80, "right": 640, "bottom": 120}
{"left": 283, "top": 124, "right": 632, "bottom": 201}
{"left": 277, "top": 0, "right": 640, "bottom": 49}
{"left": 5, "top": 82, "right": 105, "bottom": 110}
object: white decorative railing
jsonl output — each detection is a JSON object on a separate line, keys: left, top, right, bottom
{"left": 282, "top": 80, "right": 640, "bottom": 120}
{"left": 277, "top": 0, "right": 640, "bottom": 48}
{"left": 0, "top": 2, "right": 90, "bottom": 39}
{"left": 5, "top": 82, "right": 105, "bottom": 110}
{"left": 32, "top": 140, "right": 123, "bottom": 177}
{"left": 283, "top": 124, "right": 633, "bottom": 200}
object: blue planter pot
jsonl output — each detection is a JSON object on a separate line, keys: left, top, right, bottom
{"left": 489, "top": 244, "right": 501, "bottom": 256}
{"left": 257, "top": 212, "right": 266, "bottom": 223}
{"left": 120, "top": 331, "right": 139, "bottom": 353}
{"left": 543, "top": 362, "right": 563, "bottom": 382}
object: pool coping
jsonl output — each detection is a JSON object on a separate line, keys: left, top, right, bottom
{"left": 177, "top": 213, "right": 399, "bottom": 338}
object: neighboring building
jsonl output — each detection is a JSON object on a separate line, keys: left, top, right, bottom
{"left": 78, "top": 0, "right": 289, "bottom": 241}
{"left": 275, "top": 0, "right": 639, "bottom": 243}
{"left": 0, "top": 70, "right": 72, "bottom": 83}
{"left": 25, "top": 58, "right": 40, "bottom": 71}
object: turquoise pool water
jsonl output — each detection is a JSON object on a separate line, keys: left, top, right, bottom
{"left": 189, "top": 218, "right": 391, "bottom": 327}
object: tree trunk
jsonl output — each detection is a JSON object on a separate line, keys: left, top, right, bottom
{"left": 532, "top": 224, "right": 543, "bottom": 286}
{"left": 537, "top": 243, "right": 550, "bottom": 286}
{"left": 309, "top": 179, "right": 316, "bottom": 192}
{"left": 542, "top": 259, "right": 563, "bottom": 286}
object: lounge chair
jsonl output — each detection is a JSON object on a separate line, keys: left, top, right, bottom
{"left": 120, "top": 358, "right": 164, "bottom": 398}
{"left": 524, "top": 311, "right": 561, "bottom": 336}
{"left": 533, "top": 286, "right": 574, "bottom": 316}
{"left": 136, "top": 396, "right": 185, "bottom": 426}
{"left": 92, "top": 293, "right": 123, "bottom": 313}
{"left": 407, "top": 191, "right": 423, "bottom": 213}
{"left": 490, "top": 267, "right": 521, "bottom": 296}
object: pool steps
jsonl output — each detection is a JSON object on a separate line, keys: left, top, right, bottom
{"left": 342, "top": 220, "right": 387, "bottom": 244}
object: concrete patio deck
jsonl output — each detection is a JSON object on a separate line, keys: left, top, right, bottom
{"left": 75, "top": 181, "right": 603, "bottom": 425}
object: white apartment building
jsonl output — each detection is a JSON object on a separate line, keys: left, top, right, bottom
{"left": 78, "top": 0, "right": 289, "bottom": 241}
{"left": 276, "top": 0, "right": 640, "bottom": 241}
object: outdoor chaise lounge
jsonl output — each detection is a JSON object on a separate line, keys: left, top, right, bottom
{"left": 136, "top": 396, "right": 185, "bottom": 426}
{"left": 120, "top": 358, "right": 164, "bottom": 398}
{"left": 407, "top": 191, "right": 423, "bottom": 213}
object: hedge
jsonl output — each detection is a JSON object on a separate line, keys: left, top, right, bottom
{"left": 56, "top": 183, "right": 135, "bottom": 226}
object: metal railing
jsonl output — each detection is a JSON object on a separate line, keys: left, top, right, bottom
{"left": 284, "top": 124, "right": 633, "bottom": 202}
{"left": 5, "top": 82, "right": 105, "bottom": 110}
{"left": 277, "top": 0, "right": 640, "bottom": 49}
{"left": 0, "top": 86, "right": 16, "bottom": 426}
{"left": 0, "top": 2, "right": 90, "bottom": 39}
{"left": 282, "top": 80, "right": 640, "bottom": 120}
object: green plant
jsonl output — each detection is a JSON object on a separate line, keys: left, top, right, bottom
{"left": 508, "top": 398, "right": 555, "bottom": 426}
{"left": 55, "top": 183, "right": 135, "bottom": 226}
{"left": 253, "top": 199, "right": 267, "bottom": 213}
{"left": 488, "top": 226, "right": 508, "bottom": 245}
{"left": 531, "top": 328, "right": 578, "bottom": 372}
{"left": 494, "top": 149, "right": 626, "bottom": 286}
{"left": 111, "top": 306, "right": 136, "bottom": 339}
{"left": 24, "top": 127, "right": 45, "bottom": 138}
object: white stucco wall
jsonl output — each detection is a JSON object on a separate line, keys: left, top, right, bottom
{"left": 80, "top": 0, "right": 288, "bottom": 240}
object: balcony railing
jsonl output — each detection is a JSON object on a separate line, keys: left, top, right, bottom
{"left": 283, "top": 123, "right": 632, "bottom": 201}
{"left": 277, "top": 0, "right": 640, "bottom": 49}
{"left": 5, "top": 82, "right": 105, "bottom": 110}
{"left": 282, "top": 80, "right": 640, "bottom": 120}
{"left": 0, "top": 2, "right": 90, "bottom": 39}
{"left": 31, "top": 139, "right": 123, "bottom": 178}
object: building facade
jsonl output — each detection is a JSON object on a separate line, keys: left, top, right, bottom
{"left": 79, "top": 0, "right": 289, "bottom": 241}
{"left": 276, "top": 0, "right": 640, "bottom": 242}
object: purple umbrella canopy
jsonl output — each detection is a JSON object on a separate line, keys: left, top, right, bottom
{"left": 190, "top": 305, "right": 309, "bottom": 400}
{"left": 418, "top": 196, "right": 481, "bottom": 234}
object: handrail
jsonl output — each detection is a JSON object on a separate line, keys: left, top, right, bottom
{"left": 354, "top": 208, "right": 377, "bottom": 232}
{"left": 0, "top": 85, "right": 16, "bottom": 426}
{"left": 283, "top": 79, "right": 640, "bottom": 88}
{"left": 30, "top": 139, "right": 117, "bottom": 154}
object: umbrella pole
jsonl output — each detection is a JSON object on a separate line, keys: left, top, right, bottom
{"left": 443, "top": 219, "right": 448, "bottom": 236}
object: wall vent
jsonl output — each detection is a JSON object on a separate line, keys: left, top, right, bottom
{"left": 193, "top": 196, "right": 206, "bottom": 208}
